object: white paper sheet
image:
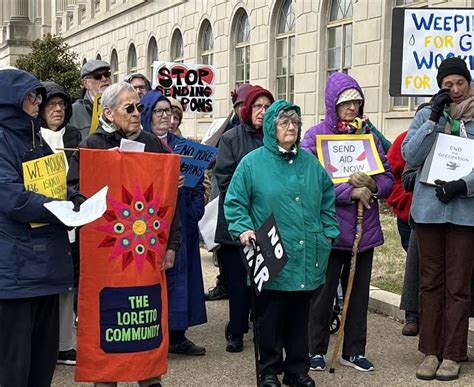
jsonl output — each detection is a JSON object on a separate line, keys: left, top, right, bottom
{"left": 198, "top": 196, "right": 220, "bottom": 251}
{"left": 120, "top": 138, "right": 145, "bottom": 152}
{"left": 44, "top": 186, "right": 109, "bottom": 227}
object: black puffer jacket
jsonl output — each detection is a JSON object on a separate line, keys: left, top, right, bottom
{"left": 214, "top": 123, "right": 263, "bottom": 245}
{"left": 67, "top": 124, "right": 181, "bottom": 251}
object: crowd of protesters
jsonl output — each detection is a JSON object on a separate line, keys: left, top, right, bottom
{"left": 0, "top": 55, "right": 473, "bottom": 387}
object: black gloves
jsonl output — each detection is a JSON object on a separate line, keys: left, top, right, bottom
{"left": 71, "top": 194, "right": 87, "bottom": 212}
{"left": 429, "top": 89, "right": 452, "bottom": 123}
{"left": 434, "top": 179, "right": 467, "bottom": 204}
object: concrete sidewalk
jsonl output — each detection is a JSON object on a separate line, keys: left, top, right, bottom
{"left": 52, "top": 250, "right": 474, "bottom": 386}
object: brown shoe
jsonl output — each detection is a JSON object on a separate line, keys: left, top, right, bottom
{"left": 436, "top": 359, "right": 460, "bottom": 381}
{"left": 402, "top": 321, "right": 419, "bottom": 336}
{"left": 416, "top": 355, "right": 439, "bottom": 380}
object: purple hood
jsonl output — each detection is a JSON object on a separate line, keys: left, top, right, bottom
{"left": 300, "top": 72, "right": 393, "bottom": 252}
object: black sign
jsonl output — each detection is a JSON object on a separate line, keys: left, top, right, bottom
{"left": 241, "top": 215, "right": 288, "bottom": 295}
{"left": 99, "top": 284, "right": 163, "bottom": 353}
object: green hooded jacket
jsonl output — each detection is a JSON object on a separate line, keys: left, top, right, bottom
{"left": 224, "top": 100, "right": 340, "bottom": 291}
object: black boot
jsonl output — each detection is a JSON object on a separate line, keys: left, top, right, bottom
{"left": 282, "top": 373, "right": 315, "bottom": 387}
{"left": 260, "top": 374, "right": 281, "bottom": 387}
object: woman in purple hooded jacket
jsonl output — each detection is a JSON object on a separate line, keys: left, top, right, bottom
{"left": 301, "top": 72, "right": 393, "bottom": 373}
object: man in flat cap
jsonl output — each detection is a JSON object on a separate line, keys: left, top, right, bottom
{"left": 70, "top": 59, "right": 112, "bottom": 138}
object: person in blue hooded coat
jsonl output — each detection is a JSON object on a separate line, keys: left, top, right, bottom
{"left": 141, "top": 91, "right": 207, "bottom": 356}
{"left": 0, "top": 68, "right": 84, "bottom": 387}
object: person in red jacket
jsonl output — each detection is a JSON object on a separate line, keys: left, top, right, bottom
{"left": 386, "top": 131, "right": 419, "bottom": 336}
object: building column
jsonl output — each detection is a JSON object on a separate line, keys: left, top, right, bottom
{"left": 10, "top": 0, "right": 29, "bottom": 22}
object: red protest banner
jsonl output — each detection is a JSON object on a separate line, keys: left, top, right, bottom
{"left": 75, "top": 149, "right": 180, "bottom": 382}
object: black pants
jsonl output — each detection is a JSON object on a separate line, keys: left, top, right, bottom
{"left": 0, "top": 295, "right": 59, "bottom": 387}
{"left": 215, "top": 247, "right": 228, "bottom": 289}
{"left": 309, "top": 249, "right": 373, "bottom": 357}
{"left": 220, "top": 243, "right": 250, "bottom": 335}
{"left": 256, "top": 289, "right": 314, "bottom": 376}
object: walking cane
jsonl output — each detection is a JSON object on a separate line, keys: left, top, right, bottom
{"left": 329, "top": 201, "right": 364, "bottom": 373}
{"left": 249, "top": 237, "right": 261, "bottom": 386}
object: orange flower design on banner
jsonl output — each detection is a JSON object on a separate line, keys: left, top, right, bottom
{"left": 97, "top": 183, "right": 169, "bottom": 273}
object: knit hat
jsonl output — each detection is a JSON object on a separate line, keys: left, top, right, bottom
{"left": 168, "top": 97, "right": 183, "bottom": 124}
{"left": 241, "top": 86, "right": 275, "bottom": 125}
{"left": 437, "top": 57, "right": 472, "bottom": 87}
{"left": 336, "top": 88, "right": 363, "bottom": 105}
{"left": 231, "top": 83, "right": 253, "bottom": 107}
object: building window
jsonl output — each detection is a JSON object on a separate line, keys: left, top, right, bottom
{"left": 127, "top": 44, "right": 137, "bottom": 74}
{"left": 110, "top": 49, "right": 119, "bottom": 83}
{"left": 171, "top": 29, "right": 184, "bottom": 63}
{"left": 147, "top": 37, "right": 158, "bottom": 80}
{"left": 327, "top": 0, "right": 353, "bottom": 76}
{"left": 80, "top": 6, "right": 86, "bottom": 22}
{"left": 199, "top": 20, "right": 213, "bottom": 65}
{"left": 67, "top": 12, "right": 73, "bottom": 28}
{"left": 82, "top": 58, "right": 87, "bottom": 66}
{"left": 96, "top": 53, "right": 102, "bottom": 60}
{"left": 276, "top": 0, "right": 295, "bottom": 102}
{"left": 234, "top": 10, "right": 250, "bottom": 87}
{"left": 94, "top": 0, "right": 100, "bottom": 14}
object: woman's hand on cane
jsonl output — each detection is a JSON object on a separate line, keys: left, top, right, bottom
{"left": 351, "top": 187, "right": 374, "bottom": 209}
{"left": 240, "top": 230, "right": 256, "bottom": 246}
{"left": 348, "top": 172, "right": 377, "bottom": 192}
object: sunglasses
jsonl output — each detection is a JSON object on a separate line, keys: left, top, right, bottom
{"left": 89, "top": 70, "right": 112, "bottom": 80}
{"left": 124, "top": 103, "right": 144, "bottom": 114}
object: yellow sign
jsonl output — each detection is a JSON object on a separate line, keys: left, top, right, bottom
{"left": 22, "top": 152, "right": 67, "bottom": 227}
{"left": 90, "top": 94, "right": 102, "bottom": 134}
{"left": 316, "top": 134, "right": 385, "bottom": 184}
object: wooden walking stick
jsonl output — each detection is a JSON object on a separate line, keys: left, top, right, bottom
{"left": 329, "top": 201, "right": 364, "bottom": 373}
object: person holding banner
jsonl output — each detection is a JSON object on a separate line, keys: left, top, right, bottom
{"left": 302, "top": 72, "right": 393, "bottom": 373}
{"left": 68, "top": 82, "right": 180, "bottom": 386}
{"left": 40, "top": 81, "right": 82, "bottom": 366}
{"left": 141, "top": 90, "right": 208, "bottom": 356}
{"left": 70, "top": 59, "right": 112, "bottom": 138}
{"left": 224, "top": 100, "right": 339, "bottom": 387}
{"left": 402, "top": 57, "right": 474, "bottom": 382}
{"left": 215, "top": 85, "right": 275, "bottom": 353}
{"left": 0, "top": 69, "right": 85, "bottom": 387}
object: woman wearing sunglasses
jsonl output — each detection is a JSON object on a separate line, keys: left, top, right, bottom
{"left": 140, "top": 91, "right": 208, "bottom": 357}
{"left": 67, "top": 83, "right": 180, "bottom": 387}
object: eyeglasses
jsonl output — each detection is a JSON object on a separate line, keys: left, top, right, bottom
{"left": 339, "top": 100, "right": 361, "bottom": 109}
{"left": 252, "top": 103, "right": 271, "bottom": 112}
{"left": 278, "top": 119, "right": 301, "bottom": 129}
{"left": 124, "top": 103, "right": 144, "bottom": 114}
{"left": 45, "top": 100, "right": 67, "bottom": 109}
{"left": 153, "top": 108, "right": 172, "bottom": 117}
{"left": 26, "top": 91, "right": 43, "bottom": 105}
{"left": 89, "top": 70, "right": 112, "bottom": 81}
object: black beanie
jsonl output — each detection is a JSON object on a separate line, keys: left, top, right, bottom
{"left": 436, "top": 57, "right": 471, "bottom": 88}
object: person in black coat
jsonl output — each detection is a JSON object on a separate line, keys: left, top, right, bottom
{"left": 40, "top": 81, "right": 82, "bottom": 366}
{"left": 214, "top": 85, "right": 274, "bottom": 353}
{"left": 0, "top": 69, "right": 84, "bottom": 387}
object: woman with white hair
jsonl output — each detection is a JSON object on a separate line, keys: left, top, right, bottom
{"left": 67, "top": 82, "right": 180, "bottom": 387}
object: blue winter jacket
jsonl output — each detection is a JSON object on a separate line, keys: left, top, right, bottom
{"left": 0, "top": 69, "right": 75, "bottom": 299}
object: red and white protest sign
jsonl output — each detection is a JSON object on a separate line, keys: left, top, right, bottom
{"left": 152, "top": 61, "right": 215, "bottom": 114}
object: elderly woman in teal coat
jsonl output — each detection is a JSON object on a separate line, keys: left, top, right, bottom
{"left": 224, "top": 100, "right": 340, "bottom": 387}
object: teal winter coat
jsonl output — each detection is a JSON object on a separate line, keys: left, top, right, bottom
{"left": 224, "top": 100, "right": 340, "bottom": 292}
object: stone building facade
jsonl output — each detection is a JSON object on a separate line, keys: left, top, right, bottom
{"left": 1, "top": 0, "right": 473, "bottom": 139}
